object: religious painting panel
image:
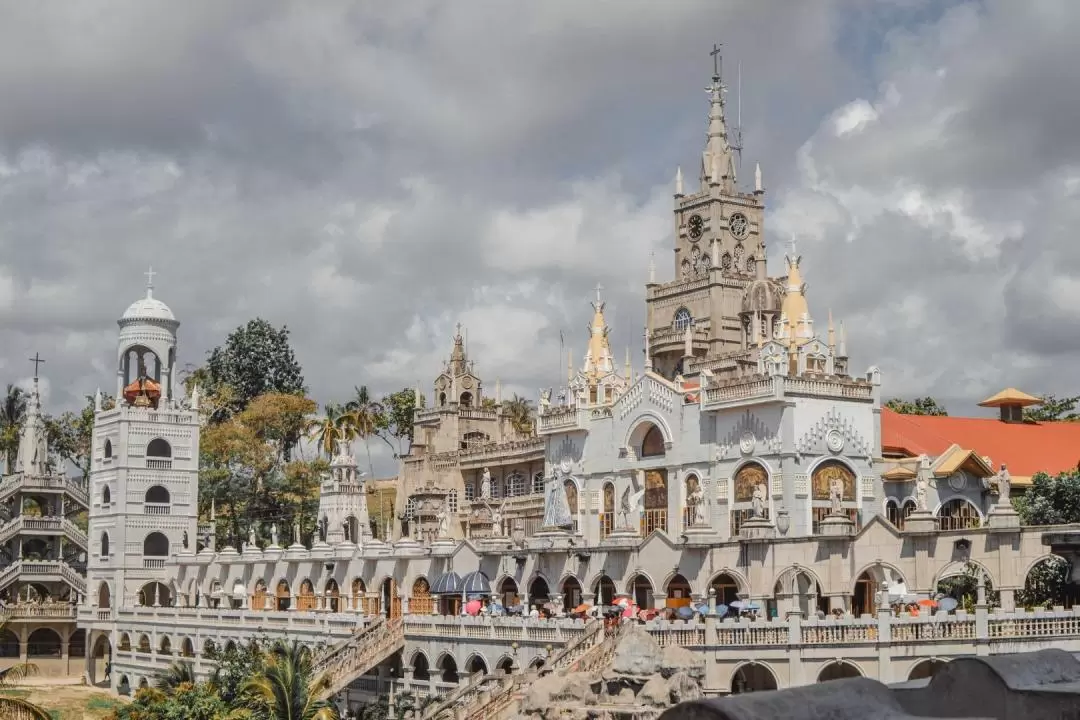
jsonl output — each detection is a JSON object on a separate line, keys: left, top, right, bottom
{"left": 644, "top": 470, "right": 668, "bottom": 510}
{"left": 734, "top": 463, "right": 768, "bottom": 503}
{"left": 812, "top": 461, "right": 855, "bottom": 501}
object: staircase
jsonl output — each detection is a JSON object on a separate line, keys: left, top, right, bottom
{"left": 313, "top": 615, "right": 406, "bottom": 700}
{"left": 425, "top": 619, "right": 622, "bottom": 720}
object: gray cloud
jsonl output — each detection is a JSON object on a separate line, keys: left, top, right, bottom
{"left": 4, "top": 0, "right": 1080, "bottom": 472}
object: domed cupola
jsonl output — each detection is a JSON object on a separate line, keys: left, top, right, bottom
{"left": 116, "top": 268, "right": 180, "bottom": 407}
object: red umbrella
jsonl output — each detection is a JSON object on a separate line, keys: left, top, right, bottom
{"left": 622, "top": 604, "right": 637, "bottom": 618}
{"left": 614, "top": 597, "right": 631, "bottom": 607}
{"left": 465, "top": 599, "right": 483, "bottom": 616}
{"left": 917, "top": 598, "right": 937, "bottom": 608}
{"left": 574, "top": 603, "right": 591, "bottom": 614}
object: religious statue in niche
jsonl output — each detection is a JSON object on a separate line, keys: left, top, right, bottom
{"left": 685, "top": 475, "right": 705, "bottom": 526}
{"left": 618, "top": 475, "right": 645, "bottom": 530}
{"left": 480, "top": 468, "right": 492, "bottom": 500}
{"left": 751, "top": 482, "right": 766, "bottom": 518}
{"left": 829, "top": 474, "right": 843, "bottom": 515}
{"left": 436, "top": 504, "right": 449, "bottom": 538}
{"left": 734, "top": 463, "right": 768, "bottom": 502}
{"left": 812, "top": 461, "right": 855, "bottom": 501}
{"left": 542, "top": 468, "right": 574, "bottom": 529}
{"left": 916, "top": 455, "right": 930, "bottom": 511}
{"left": 270, "top": 524, "right": 279, "bottom": 547}
{"left": 992, "top": 464, "right": 1011, "bottom": 505}
{"left": 318, "top": 516, "right": 328, "bottom": 542}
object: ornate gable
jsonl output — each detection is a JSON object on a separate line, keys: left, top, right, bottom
{"left": 615, "top": 374, "right": 676, "bottom": 421}
{"left": 796, "top": 407, "right": 872, "bottom": 460}
{"left": 716, "top": 409, "right": 781, "bottom": 460}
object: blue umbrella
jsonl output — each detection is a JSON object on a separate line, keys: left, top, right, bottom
{"left": 938, "top": 597, "right": 959, "bottom": 612}
{"left": 715, "top": 604, "right": 729, "bottom": 617}
{"left": 693, "top": 603, "right": 709, "bottom": 615}
{"left": 676, "top": 606, "right": 695, "bottom": 619}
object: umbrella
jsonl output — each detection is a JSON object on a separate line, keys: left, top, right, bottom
{"left": 622, "top": 604, "right": 638, "bottom": 618}
{"left": 693, "top": 603, "right": 709, "bottom": 615}
{"left": 938, "top": 597, "right": 959, "bottom": 612}
{"left": 715, "top": 604, "right": 729, "bottom": 617}
{"left": 730, "top": 600, "right": 745, "bottom": 609}
{"left": 917, "top": 598, "right": 937, "bottom": 608}
{"left": 676, "top": 606, "right": 695, "bottom": 620}
{"left": 574, "top": 603, "right": 591, "bottom": 614}
{"left": 465, "top": 599, "right": 483, "bottom": 616}
{"left": 614, "top": 596, "right": 631, "bottom": 607}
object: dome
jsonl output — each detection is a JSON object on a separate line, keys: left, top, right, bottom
{"left": 122, "top": 294, "right": 176, "bottom": 322}
{"left": 741, "top": 278, "right": 782, "bottom": 313}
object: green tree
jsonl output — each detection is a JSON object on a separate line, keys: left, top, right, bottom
{"left": 1014, "top": 470, "right": 1080, "bottom": 526}
{"left": 203, "top": 319, "right": 306, "bottom": 420}
{"left": 0, "top": 383, "right": 27, "bottom": 473}
{"left": 44, "top": 393, "right": 110, "bottom": 479}
{"left": 344, "top": 386, "right": 381, "bottom": 479}
{"left": 502, "top": 394, "right": 535, "bottom": 436}
{"left": 375, "top": 388, "right": 419, "bottom": 458}
{"left": 884, "top": 397, "right": 948, "bottom": 416}
{"left": 308, "top": 404, "right": 347, "bottom": 460}
{"left": 1024, "top": 394, "right": 1080, "bottom": 422}
{"left": 110, "top": 681, "right": 234, "bottom": 720}
{"left": 154, "top": 660, "right": 198, "bottom": 692}
{"left": 240, "top": 640, "right": 338, "bottom": 720}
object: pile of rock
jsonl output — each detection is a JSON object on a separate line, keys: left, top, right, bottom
{"left": 519, "top": 625, "right": 704, "bottom": 719}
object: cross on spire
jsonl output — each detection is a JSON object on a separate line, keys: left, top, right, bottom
{"left": 455, "top": 322, "right": 462, "bottom": 338}
{"left": 28, "top": 352, "right": 45, "bottom": 379}
{"left": 145, "top": 265, "right": 156, "bottom": 298}
{"left": 710, "top": 43, "right": 723, "bottom": 79}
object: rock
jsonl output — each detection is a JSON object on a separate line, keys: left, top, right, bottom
{"left": 639, "top": 675, "right": 671, "bottom": 707}
{"left": 609, "top": 626, "right": 663, "bottom": 677}
{"left": 666, "top": 671, "right": 703, "bottom": 704}
{"left": 659, "top": 643, "right": 704, "bottom": 679}
{"left": 553, "top": 672, "right": 598, "bottom": 704}
{"left": 617, "top": 686, "right": 637, "bottom": 704}
{"left": 522, "top": 674, "right": 571, "bottom": 714}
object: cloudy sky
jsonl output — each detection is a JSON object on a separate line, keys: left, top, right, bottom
{"left": 2, "top": 0, "right": 1079, "bottom": 475}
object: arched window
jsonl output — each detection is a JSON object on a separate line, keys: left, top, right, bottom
{"left": 459, "top": 392, "right": 473, "bottom": 407}
{"left": 142, "top": 532, "right": 169, "bottom": 557}
{"left": 146, "top": 439, "right": 172, "bottom": 458}
{"left": 673, "top": 308, "right": 692, "bottom": 333}
{"left": 411, "top": 577, "right": 433, "bottom": 615}
{"left": 438, "top": 392, "right": 447, "bottom": 406}
{"left": 642, "top": 470, "right": 668, "bottom": 535}
{"left": 145, "top": 486, "right": 170, "bottom": 504}
{"left": 102, "top": 486, "right": 111, "bottom": 506}
{"left": 601, "top": 482, "right": 616, "bottom": 539}
{"left": 886, "top": 500, "right": 915, "bottom": 530}
{"left": 937, "top": 498, "right": 982, "bottom": 531}
{"left": 100, "top": 532, "right": 110, "bottom": 558}
{"left": 448, "top": 490, "right": 458, "bottom": 513}
{"left": 532, "top": 472, "right": 544, "bottom": 494}
{"left": 641, "top": 425, "right": 666, "bottom": 458}
{"left": 103, "top": 439, "right": 113, "bottom": 459}
{"left": 507, "top": 472, "right": 525, "bottom": 497}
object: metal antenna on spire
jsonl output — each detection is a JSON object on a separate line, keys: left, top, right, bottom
{"left": 732, "top": 61, "right": 744, "bottom": 171}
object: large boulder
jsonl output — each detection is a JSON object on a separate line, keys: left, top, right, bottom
{"left": 659, "top": 643, "right": 704, "bottom": 679}
{"left": 609, "top": 626, "right": 663, "bottom": 677}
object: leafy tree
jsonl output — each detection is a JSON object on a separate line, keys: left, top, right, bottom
{"left": 936, "top": 561, "right": 999, "bottom": 612}
{"left": 44, "top": 393, "right": 111, "bottom": 479}
{"left": 502, "top": 394, "right": 535, "bottom": 436}
{"left": 110, "top": 681, "right": 233, "bottom": 720}
{"left": 1024, "top": 394, "right": 1080, "bottom": 422}
{"left": 240, "top": 640, "right": 338, "bottom": 720}
{"left": 481, "top": 396, "right": 497, "bottom": 409}
{"left": 308, "top": 404, "right": 348, "bottom": 460}
{"left": 1016, "top": 556, "right": 1072, "bottom": 610}
{"left": 0, "top": 383, "right": 27, "bottom": 473}
{"left": 884, "top": 397, "right": 948, "bottom": 416}
{"left": 1014, "top": 470, "right": 1080, "bottom": 526}
{"left": 375, "top": 388, "right": 419, "bottom": 458}
{"left": 344, "top": 386, "right": 381, "bottom": 479}
{"left": 208, "top": 637, "right": 268, "bottom": 704}
{"left": 203, "top": 319, "right": 306, "bottom": 420}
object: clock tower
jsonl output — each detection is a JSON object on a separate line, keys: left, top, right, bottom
{"left": 646, "top": 51, "right": 768, "bottom": 379}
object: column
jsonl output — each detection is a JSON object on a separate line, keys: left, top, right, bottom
{"left": 651, "top": 592, "right": 667, "bottom": 611}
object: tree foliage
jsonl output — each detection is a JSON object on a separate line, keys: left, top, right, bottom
{"left": 375, "top": 388, "right": 419, "bottom": 457}
{"left": 1014, "top": 471, "right": 1080, "bottom": 526}
{"left": 203, "top": 319, "right": 306, "bottom": 419}
{"left": 502, "top": 394, "right": 535, "bottom": 436}
{"left": 1024, "top": 394, "right": 1080, "bottom": 422}
{"left": 44, "top": 393, "right": 110, "bottom": 479}
{"left": 0, "top": 383, "right": 27, "bottom": 473}
{"left": 884, "top": 397, "right": 948, "bottom": 416}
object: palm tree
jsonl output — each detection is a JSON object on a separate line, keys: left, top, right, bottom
{"left": 0, "top": 384, "right": 27, "bottom": 474}
{"left": 154, "top": 660, "right": 198, "bottom": 691}
{"left": 0, "top": 617, "right": 50, "bottom": 720}
{"left": 344, "top": 386, "right": 381, "bottom": 481}
{"left": 307, "top": 404, "right": 345, "bottom": 460}
{"left": 503, "top": 394, "right": 535, "bottom": 437}
{"left": 241, "top": 640, "right": 338, "bottom": 720}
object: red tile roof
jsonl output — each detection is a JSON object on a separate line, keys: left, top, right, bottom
{"left": 881, "top": 407, "right": 1080, "bottom": 483}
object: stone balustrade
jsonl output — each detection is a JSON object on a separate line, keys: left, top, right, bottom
{"left": 702, "top": 375, "right": 874, "bottom": 409}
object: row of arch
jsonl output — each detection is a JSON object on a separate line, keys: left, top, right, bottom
{"left": 102, "top": 437, "right": 173, "bottom": 460}
{"left": 0, "top": 628, "right": 80, "bottom": 658}
{"left": 729, "top": 658, "right": 946, "bottom": 694}
{"left": 885, "top": 497, "right": 983, "bottom": 531}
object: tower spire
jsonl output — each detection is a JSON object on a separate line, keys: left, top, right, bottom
{"left": 701, "top": 43, "right": 737, "bottom": 192}
{"left": 15, "top": 355, "right": 48, "bottom": 476}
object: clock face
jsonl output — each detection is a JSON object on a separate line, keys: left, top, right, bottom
{"left": 729, "top": 213, "right": 749, "bottom": 240}
{"left": 687, "top": 214, "right": 704, "bottom": 240}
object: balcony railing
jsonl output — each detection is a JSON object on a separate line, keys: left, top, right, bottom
{"left": 144, "top": 503, "right": 171, "bottom": 515}
{"left": 146, "top": 458, "right": 173, "bottom": 470}
{"left": 143, "top": 558, "right": 166, "bottom": 569}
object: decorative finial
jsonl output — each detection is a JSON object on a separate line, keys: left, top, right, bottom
{"left": 755, "top": 163, "right": 762, "bottom": 193}
{"left": 145, "top": 266, "right": 156, "bottom": 299}
{"left": 648, "top": 252, "right": 656, "bottom": 284}
{"left": 710, "top": 43, "right": 723, "bottom": 80}
{"left": 28, "top": 352, "right": 45, "bottom": 380}
{"left": 594, "top": 283, "right": 604, "bottom": 307}
{"left": 455, "top": 322, "right": 462, "bottom": 338}
{"left": 675, "top": 166, "right": 684, "bottom": 196}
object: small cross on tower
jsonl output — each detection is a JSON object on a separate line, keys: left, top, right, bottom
{"left": 28, "top": 352, "right": 45, "bottom": 379}
{"left": 710, "top": 43, "right": 723, "bottom": 79}
{"left": 145, "top": 265, "right": 156, "bottom": 288}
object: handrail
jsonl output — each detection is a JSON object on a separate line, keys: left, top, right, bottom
{"left": 315, "top": 616, "right": 405, "bottom": 699}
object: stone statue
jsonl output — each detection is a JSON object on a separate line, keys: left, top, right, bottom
{"left": 916, "top": 455, "right": 930, "bottom": 511}
{"left": 618, "top": 475, "right": 645, "bottom": 530}
{"left": 436, "top": 505, "right": 449, "bottom": 538}
{"left": 542, "top": 469, "right": 573, "bottom": 529}
{"left": 687, "top": 482, "right": 704, "bottom": 526}
{"left": 490, "top": 498, "right": 506, "bottom": 537}
{"left": 829, "top": 475, "right": 843, "bottom": 515}
{"left": 270, "top": 523, "right": 279, "bottom": 546}
{"left": 539, "top": 388, "right": 552, "bottom": 410}
{"left": 342, "top": 519, "right": 350, "bottom": 542}
{"left": 248, "top": 525, "right": 257, "bottom": 548}
{"left": 751, "top": 483, "right": 766, "bottom": 519}
{"left": 995, "top": 464, "right": 1011, "bottom": 505}
{"left": 480, "top": 468, "right": 492, "bottom": 500}
{"left": 318, "top": 516, "right": 328, "bottom": 542}
{"left": 182, "top": 530, "right": 188, "bottom": 550}
{"left": 293, "top": 520, "right": 301, "bottom": 545}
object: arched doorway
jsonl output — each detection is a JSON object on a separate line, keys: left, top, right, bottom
{"left": 710, "top": 573, "right": 740, "bottom": 608}
{"left": 97, "top": 581, "right": 111, "bottom": 609}
{"left": 381, "top": 577, "right": 401, "bottom": 619}
{"left": 325, "top": 579, "right": 341, "bottom": 612}
{"left": 499, "top": 578, "right": 520, "bottom": 608}
{"left": 298, "top": 579, "right": 315, "bottom": 611}
{"left": 1018, "top": 555, "right": 1077, "bottom": 610}
{"left": 731, "top": 663, "right": 778, "bottom": 694}
{"left": 181, "top": 638, "right": 195, "bottom": 657}
{"left": 818, "top": 662, "right": 862, "bottom": 682}
{"left": 496, "top": 656, "right": 514, "bottom": 675}
{"left": 908, "top": 659, "right": 946, "bottom": 681}
{"left": 528, "top": 577, "right": 550, "bottom": 612}
{"left": 775, "top": 571, "right": 823, "bottom": 618}
{"left": 853, "top": 571, "right": 876, "bottom": 617}
{"left": 27, "top": 629, "right": 61, "bottom": 659}
{"left": 630, "top": 574, "right": 654, "bottom": 610}
{"left": 438, "top": 654, "right": 459, "bottom": 684}
{"left": 138, "top": 581, "right": 171, "bottom": 607}
{"left": 411, "top": 577, "right": 433, "bottom": 615}
{"left": 594, "top": 576, "right": 616, "bottom": 606}
{"left": 0, "top": 627, "right": 17, "bottom": 659}
{"left": 89, "top": 634, "right": 110, "bottom": 686}
{"left": 562, "top": 577, "right": 583, "bottom": 612}
{"left": 466, "top": 654, "right": 488, "bottom": 677}
{"left": 252, "top": 579, "right": 267, "bottom": 611}
{"left": 276, "top": 580, "right": 291, "bottom": 611}
{"left": 351, "top": 578, "right": 366, "bottom": 613}
{"left": 412, "top": 652, "right": 431, "bottom": 681}
{"left": 665, "top": 574, "right": 692, "bottom": 609}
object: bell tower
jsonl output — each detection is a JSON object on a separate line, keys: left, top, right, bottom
{"left": 84, "top": 269, "right": 200, "bottom": 619}
{"left": 646, "top": 46, "right": 767, "bottom": 379}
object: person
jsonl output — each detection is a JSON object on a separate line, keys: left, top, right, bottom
{"left": 104, "top": 660, "right": 112, "bottom": 681}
